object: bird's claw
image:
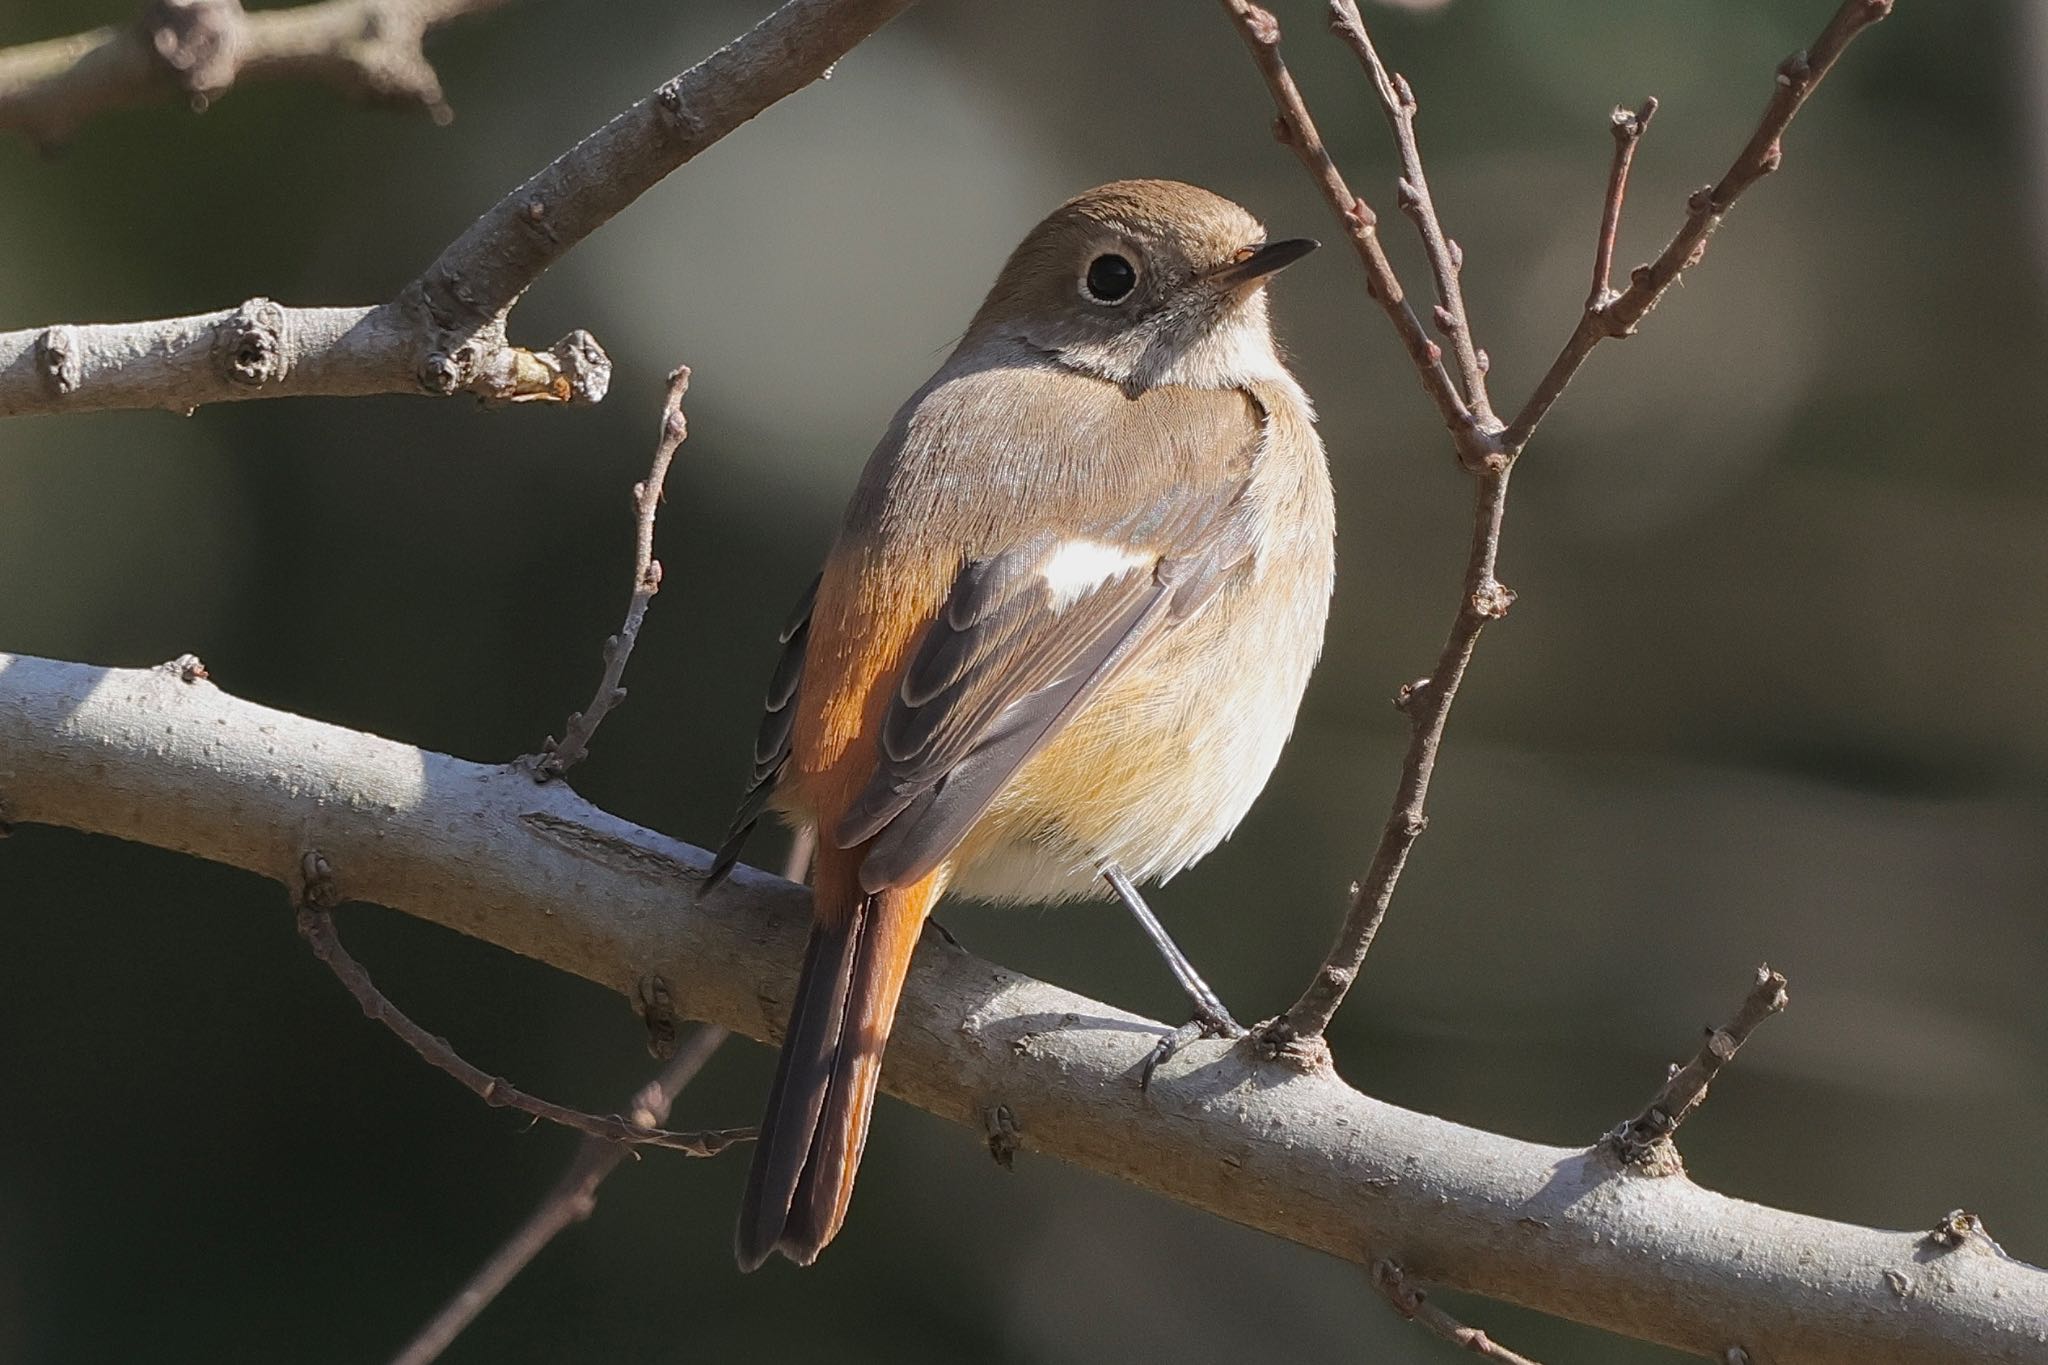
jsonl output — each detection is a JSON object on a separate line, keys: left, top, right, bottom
{"left": 1140, "top": 1005, "right": 1247, "bottom": 1091}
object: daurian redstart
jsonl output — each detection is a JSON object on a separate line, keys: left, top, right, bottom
{"left": 712, "top": 180, "right": 1334, "bottom": 1270}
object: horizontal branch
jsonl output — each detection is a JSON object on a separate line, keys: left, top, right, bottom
{"left": 0, "top": 0, "right": 509, "bottom": 149}
{"left": 0, "top": 0, "right": 915, "bottom": 418}
{"left": 0, "top": 302, "right": 606, "bottom": 417}
{"left": 2, "top": 652, "right": 2042, "bottom": 1363}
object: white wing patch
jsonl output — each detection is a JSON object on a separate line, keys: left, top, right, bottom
{"left": 1038, "top": 539, "right": 1152, "bottom": 610}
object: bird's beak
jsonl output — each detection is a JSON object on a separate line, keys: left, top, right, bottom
{"left": 1207, "top": 237, "right": 1319, "bottom": 289}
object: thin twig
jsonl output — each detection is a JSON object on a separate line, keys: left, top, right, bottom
{"left": 387, "top": 1024, "right": 728, "bottom": 1365}
{"left": 1242, "top": 0, "right": 1893, "bottom": 1049}
{"left": 294, "top": 873, "right": 751, "bottom": 1157}
{"left": 1374, "top": 1261, "right": 1546, "bottom": 1365}
{"left": 1327, "top": 0, "right": 1495, "bottom": 425}
{"left": 1589, "top": 98, "right": 1659, "bottom": 311}
{"left": 1609, "top": 965, "right": 1789, "bottom": 1165}
{"left": 533, "top": 367, "right": 691, "bottom": 780}
{"left": 0, "top": 0, "right": 512, "bottom": 149}
{"left": 1504, "top": 0, "right": 1895, "bottom": 451}
{"left": 1217, "top": 0, "right": 1498, "bottom": 472}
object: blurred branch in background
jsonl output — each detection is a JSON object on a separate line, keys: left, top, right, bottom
{"left": 1, "top": 653, "right": 2042, "bottom": 1363}
{"left": 0, "top": 0, "right": 916, "bottom": 417}
{"left": 0, "top": 0, "right": 512, "bottom": 150}
{"left": 1222, "top": 0, "right": 1897, "bottom": 1056}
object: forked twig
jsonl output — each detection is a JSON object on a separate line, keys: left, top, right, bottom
{"left": 1219, "top": 0, "right": 1496, "bottom": 472}
{"left": 532, "top": 366, "right": 692, "bottom": 780}
{"left": 1224, "top": 0, "right": 1894, "bottom": 1051}
{"left": 1609, "top": 965, "right": 1789, "bottom": 1164}
{"left": 1327, "top": 0, "right": 1494, "bottom": 424}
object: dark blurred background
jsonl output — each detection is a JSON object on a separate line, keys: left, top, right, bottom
{"left": 3, "top": 1, "right": 2043, "bottom": 1361}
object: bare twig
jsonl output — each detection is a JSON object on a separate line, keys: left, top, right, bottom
{"left": 7, "top": 653, "right": 2045, "bottom": 1363}
{"left": 1237, "top": 0, "right": 1893, "bottom": 1049}
{"left": 387, "top": 1023, "right": 729, "bottom": 1365}
{"left": 1374, "top": 1261, "right": 1546, "bottom": 1365}
{"left": 1504, "top": 0, "right": 1896, "bottom": 452}
{"left": 0, "top": 0, "right": 512, "bottom": 149}
{"left": 1218, "top": 0, "right": 1497, "bottom": 471}
{"left": 0, "top": 0, "right": 916, "bottom": 418}
{"left": 1327, "top": 0, "right": 1494, "bottom": 425}
{"left": 1589, "top": 98, "right": 1659, "bottom": 311}
{"left": 1609, "top": 965, "right": 1789, "bottom": 1165}
{"left": 532, "top": 367, "right": 692, "bottom": 780}
{"left": 294, "top": 883, "right": 751, "bottom": 1158}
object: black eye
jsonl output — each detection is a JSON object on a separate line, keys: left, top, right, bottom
{"left": 1083, "top": 253, "right": 1137, "bottom": 304}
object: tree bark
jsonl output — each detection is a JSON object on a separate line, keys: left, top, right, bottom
{"left": 2, "top": 651, "right": 2040, "bottom": 1364}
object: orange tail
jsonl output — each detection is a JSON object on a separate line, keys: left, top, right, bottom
{"left": 736, "top": 843, "right": 940, "bottom": 1270}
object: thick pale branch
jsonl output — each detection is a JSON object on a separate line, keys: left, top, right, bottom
{"left": 2, "top": 652, "right": 2043, "bottom": 1364}
{"left": 0, "top": 0, "right": 915, "bottom": 418}
{"left": 0, "top": 0, "right": 509, "bottom": 149}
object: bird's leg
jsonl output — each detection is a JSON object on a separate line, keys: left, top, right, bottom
{"left": 1101, "top": 865, "right": 1245, "bottom": 1087}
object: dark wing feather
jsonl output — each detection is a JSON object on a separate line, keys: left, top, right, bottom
{"left": 842, "top": 480, "right": 1258, "bottom": 893}
{"left": 706, "top": 573, "right": 821, "bottom": 890}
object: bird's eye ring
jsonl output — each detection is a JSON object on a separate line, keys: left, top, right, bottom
{"left": 1082, "top": 253, "right": 1138, "bottom": 304}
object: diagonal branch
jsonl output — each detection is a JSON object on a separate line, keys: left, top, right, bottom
{"left": 386, "top": 1023, "right": 732, "bottom": 1365}
{"left": 3, "top": 651, "right": 2042, "bottom": 1363}
{"left": 0, "top": 0, "right": 511, "bottom": 150}
{"left": 1218, "top": 0, "right": 1496, "bottom": 472}
{"left": 1327, "top": 0, "right": 1495, "bottom": 427}
{"left": 0, "top": 0, "right": 917, "bottom": 418}
{"left": 1609, "top": 965, "right": 1790, "bottom": 1166}
{"left": 1504, "top": 0, "right": 1897, "bottom": 452}
{"left": 1375, "top": 1260, "right": 1547, "bottom": 1365}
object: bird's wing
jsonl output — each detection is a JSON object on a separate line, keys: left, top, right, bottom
{"left": 838, "top": 397, "right": 1266, "bottom": 892}
{"left": 706, "top": 572, "right": 820, "bottom": 889}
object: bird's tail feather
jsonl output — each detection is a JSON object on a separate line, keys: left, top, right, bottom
{"left": 736, "top": 845, "right": 938, "bottom": 1269}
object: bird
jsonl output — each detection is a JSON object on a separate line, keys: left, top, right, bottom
{"left": 710, "top": 179, "right": 1335, "bottom": 1270}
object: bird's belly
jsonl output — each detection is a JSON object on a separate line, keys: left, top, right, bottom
{"left": 946, "top": 574, "right": 1324, "bottom": 904}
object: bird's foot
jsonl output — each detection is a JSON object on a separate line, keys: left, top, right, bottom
{"left": 1140, "top": 1004, "right": 1247, "bottom": 1091}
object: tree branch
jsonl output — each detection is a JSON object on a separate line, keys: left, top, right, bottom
{"left": 1218, "top": 0, "right": 1495, "bottom": 471}
{"left": 1229, "top": 0, "right": 1893, "bottom": 1049}
{"left": 0, "top": 0, "right": 916, "bottom": 418}
{"left": 3, "top": 651, "right": 2042, "bottom": 1364}
{"left": 1609, "top": 965, "right": 1790, "bottom": 1166}
{"left": 1503, "top": 0, "right": 1897, "bottom": 453}
{"left": 1374, "top": 1260, "right": 1546, "bottom": 1365}
{"left": 530, "top": 366, "right": 690, "bottom": 780}
{"left": 387, "top": 1023, "right": 732, "bottom": 1365}
{"left": 0, "top": 0, "right": 510, "bottom": 149}
{"left": 295, "top": 891, "right": 749, "bottom": 1158}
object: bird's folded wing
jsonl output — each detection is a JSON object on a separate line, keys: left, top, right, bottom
{"left": 839, "top": 474, "right": 1259, "bottom": 892}
{"left": 707, "top": 572, "right": 820, "bottom": 888}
